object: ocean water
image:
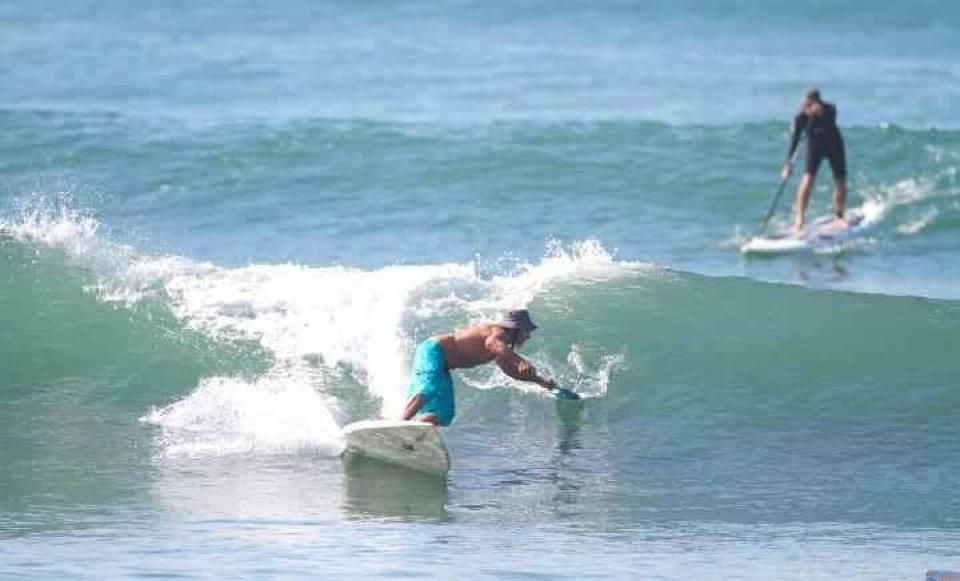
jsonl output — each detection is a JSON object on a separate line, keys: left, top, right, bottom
{"left": 2, "top": 1, "right": 959, "bottom": 579}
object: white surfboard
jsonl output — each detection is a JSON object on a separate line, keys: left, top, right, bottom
{"left": 741, "top": 212, "right": 868, "bottom": 255}
{"left": 342, "top": 419, "right": 450, "bottom": 476}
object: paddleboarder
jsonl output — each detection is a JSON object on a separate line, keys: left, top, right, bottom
{"left": 781, "top": 88, "right": 848, "bottom": 232}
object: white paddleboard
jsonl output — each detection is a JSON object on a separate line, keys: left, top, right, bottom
{"left": 342, "top": 419, "right": 450, "bottom": 476}
{"left": 741, "top": 212, "right": 868, "bottom": 255}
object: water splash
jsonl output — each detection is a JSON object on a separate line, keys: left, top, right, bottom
{"left": 4, "top": 201, "right": 646, "bottom": 458}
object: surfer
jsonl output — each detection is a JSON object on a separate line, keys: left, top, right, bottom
{"left": 401, "top": 309, "right": 558, "bottom": 427}
{"left": 781, "top": 88, "right": 847, "bottom": 232}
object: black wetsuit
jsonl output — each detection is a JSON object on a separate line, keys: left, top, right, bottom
{"left": 787, "top": 101, "right": 846, "bottom": 180}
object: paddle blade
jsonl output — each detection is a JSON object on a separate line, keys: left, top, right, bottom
{"left": 553, "top": 387, "right": 581, "bottom": 401}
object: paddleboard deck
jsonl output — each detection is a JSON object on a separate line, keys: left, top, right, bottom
{"left": 741, "top": 212, "right": 867, "bottom": 255}
{"left": 342, "top": 419, "right": 450, "bottom": 476}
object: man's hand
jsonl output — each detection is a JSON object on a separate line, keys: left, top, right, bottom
{"left": 781, "top": 163, "right": 793, "bottom": 181}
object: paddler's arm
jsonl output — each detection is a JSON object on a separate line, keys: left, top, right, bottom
{"left": 486, "top": 336, "right": 557, "bottom": 391}
{"left": 499, "top": 355, "right": 557, "bottom": 391}
{"left": 781, "top": 113, "right": 806, "bottom": 180}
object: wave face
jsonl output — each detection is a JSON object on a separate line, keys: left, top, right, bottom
{"left": 0, "top": 209, "right": 639, "bottom": 454}
{"left": 3, "top": 212, "right": 958, "bottom": 517}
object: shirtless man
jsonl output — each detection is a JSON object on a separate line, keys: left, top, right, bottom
{"left": 781, "top": 88, "right": 848, "bottom": 232}
{"left": 401, "top": 309, "right": 558, "bottom": 426}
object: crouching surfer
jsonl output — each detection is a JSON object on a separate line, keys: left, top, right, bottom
{"left": 401, "top": 309, "right": 557, "bottom": 426}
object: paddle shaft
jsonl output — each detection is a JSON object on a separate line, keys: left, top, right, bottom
{"left": 759, "top": 175, "right": 790, "bottom": 234}
{"left": 759, "top": 132, "right": 805, "bottom": 234}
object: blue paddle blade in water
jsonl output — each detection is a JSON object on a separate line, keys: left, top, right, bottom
{"left": 553, "top": 387, "right": 581, "bottom": 401}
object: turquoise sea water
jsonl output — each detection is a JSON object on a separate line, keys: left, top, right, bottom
{"left": 2, "top": 1, "right": 959, "bottom": 578}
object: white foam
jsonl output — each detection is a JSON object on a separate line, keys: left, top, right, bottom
{"left": 473, "top": 239, "right": 657, "bottom": 318}
{"left": 159, "top": 261, "right": 476, "bottom": 419}
{"left": 860, "top": 162, "right": 958, "bottom": 221}
{"left": 1, "top": 202, "right": 103, "bottom": 257}
{"left": 141, "top": 374, "right": 344, "bottom": 458}
{"left": 565, "top": 343, "right": 625, "bottom": 398}
{"left": 897, "top": 207, "right": 939, "bottom": 236}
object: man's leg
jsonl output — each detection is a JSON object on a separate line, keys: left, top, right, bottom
{"left": 828, "top": 144, "right": 848, "bottom": 225}
{"left": 832, "top": 177, "right": 847, "bottom": 225}
{"left": 794, "top": 172, "right": 815, "bottom": 232}
{"left": 402, "top": 393, "right": 426, "bottom": 421}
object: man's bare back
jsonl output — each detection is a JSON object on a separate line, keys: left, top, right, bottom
{"left": 436, "top": 325, "right": 504, "bottom": 370}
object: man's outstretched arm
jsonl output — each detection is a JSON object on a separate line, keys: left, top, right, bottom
{"left": 486, "top": 335, "right": 556, "bottom": 390}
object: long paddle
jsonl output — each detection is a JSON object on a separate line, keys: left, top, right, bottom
{"left": 759, "top": 147, "right": 801, "bottom": 234}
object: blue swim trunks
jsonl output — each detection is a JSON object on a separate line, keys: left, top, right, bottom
{"left": 407, "top": 338, "right": 455, "bottom": 426}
